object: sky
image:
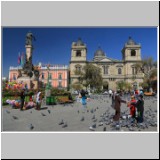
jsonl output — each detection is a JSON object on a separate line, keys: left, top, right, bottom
{"left": 2, "top": 27, "right": 157, "bottom": 78}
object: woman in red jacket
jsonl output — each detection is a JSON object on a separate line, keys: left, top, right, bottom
{"left": 127, "top": 96, "right": 136, "bottom": 118}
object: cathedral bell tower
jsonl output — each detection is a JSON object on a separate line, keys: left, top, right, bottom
{"left": 70, "top": 38, "right": 87, "bottom": 62}
{"left": 121, "top": 36, "right": 141, "bottom": 61}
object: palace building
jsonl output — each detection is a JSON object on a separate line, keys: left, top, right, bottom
{"left": 69, "top": 37, "right": 144, "bottom": 90}
{"left": 9, "top": 64, "right": 68, "bottom": 89}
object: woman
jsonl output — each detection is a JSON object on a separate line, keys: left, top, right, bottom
{"left": 36, "top": 91, "right": 42, "bottom": 110}
{"left": 80, "top": 89, "right": 87, "bottom": 106}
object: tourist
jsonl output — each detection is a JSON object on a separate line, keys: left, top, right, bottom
{"left": 25, "top": 97, "right": 36, "bottom": 110}
{"left": 135, "top": 95, "right": 144, "bottom": 123}
{"left": 111, "top": 90, "right": 116, "bottom": 107}
{"left": 127, "top": 96, "right": 137, "bottom": 118}
{"left": 113, "top": 90, "right": 127, "bottom": 122}
{"left": 36, "top": 91, "right": 42, "bottom": 110}
{"left": 109, "top": 89, "right": 112, "bottom": 98}
{"left": 80, "top": 89, "right": 87, "bottom": 106}
{"left": 20, "top": 89, "right": 26, "bottom": 111}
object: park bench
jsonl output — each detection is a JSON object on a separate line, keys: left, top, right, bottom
{"left": 57, "top": 97, "right": 73, "bottom": 104}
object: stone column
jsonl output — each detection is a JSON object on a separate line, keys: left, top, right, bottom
{"left": 25, "top": 45, "right": 33, "bottom": 62}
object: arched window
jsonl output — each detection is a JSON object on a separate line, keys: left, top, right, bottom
{"left": 118, "top": 68, "right": 122, "bottom": 74}
{"left": 75, "top": 65, "right": 82, "bottom": 73}
{"left": 131, "top": 50, "right": 136, "bottom": 56}
{"left": 76, "top": 50, "right": 81, "bottom": 57}
{"left": 103, "top": 66, "right": 108, "bottom": 75}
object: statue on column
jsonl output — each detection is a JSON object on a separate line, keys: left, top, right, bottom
{"left": 25, "top": 31, "right": 36, "bottom": 46}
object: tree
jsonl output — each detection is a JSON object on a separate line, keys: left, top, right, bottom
{"left": 71, "top": 82, "right": 83, "bottom": 91}
{"left": 135, "top": 57, "right": 157, "bottom": 92}
{"left": 116, "top": 81, "right": 126, "bottom": 91}
{"left": 81, "top": 63, "right": 103, "bottom": 90}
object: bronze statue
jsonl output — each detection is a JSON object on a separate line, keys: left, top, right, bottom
{"left": 25, "top": 32, "right": 36, "bottom": 46}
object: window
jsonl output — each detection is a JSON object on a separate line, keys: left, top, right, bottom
{"left": 58, "top": 81, "right": 62, "bottom": 88}
{"left": 58, "top": 74, "right": 62, "bottom": 80}
{"left": 132, "top": 67, "right": 135, "bottom": 75}
{"left": 118, "top": 68, "right": 122, "bottom": 75}
{"left": 103, "top": 66, "right": 108, "bottom": 75}
{"left": 131, "top": 50, "right": 136, "bottom": 56}
{"left": 76, "top": 50, "right": 81, "bottom": 57}
{"left": 75, "top": 65, "right": 82, "bottom": 74}
{"left": 13, "top": 75, "right": 16, "bottom": 80}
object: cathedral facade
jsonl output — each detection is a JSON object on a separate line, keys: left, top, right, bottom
{"left": 69, "top": 37, "right": 144, "bottom": 91}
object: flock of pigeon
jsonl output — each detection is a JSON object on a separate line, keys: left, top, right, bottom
{"left": 4, "top": 94, "right": 157, "bottom": 132}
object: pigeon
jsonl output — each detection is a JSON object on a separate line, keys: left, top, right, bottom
{"left": 5, "top": 110, "right": 10, "bottom": 114}
{"left": 29, "top": 124, "right": 34, "bottom": 130}
{"left": 81, "top": 116, "right": 85, "bottom": 121}
{"left": 92, "top": 115, "right": 96, "bottom": 120}
{"left": 77, "top": 110, "right": 80, "bottom": 114}
{"left": 62, "top": 122, "right": 68, "bottom": 128}
{"left": 89, "top": 126, "right": 95, "bottom": 131}
{"left": 87, "top": 110, "right": 89, "bottom": 113}
{"left": 90, "top": 109, "right": 94, "bottom": 114}
{"left": 93, "top": 119, "right": 97, "bottom": 123}
{"left": 92, "top": 123, "right": 96, "bottom": 129}
{"left": 98, "top": 122, "right": 104, "bottom": 126}
{"left": 48, "top": 110, "right": 51, "bottom": 114}
{"left": 30, "top": 111, "right": 32, "bottom": 113}
{"left": 103, "top": 127, "right": 106, "bottom": 131}
{"left": 97, "top": 107, "right": 99, "bottom": 110}
{"left": 12, "top": 116, "right": 18, "bottom": 120}
{"left": 41, "top": 113, "right": 46, "bottom": 116}
{"left": 59, "top": 120, "right": 64, "bottom": 125}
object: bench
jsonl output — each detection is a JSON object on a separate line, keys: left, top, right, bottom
{"left": 57, "top": 97, "right": 73, "bottom": 104}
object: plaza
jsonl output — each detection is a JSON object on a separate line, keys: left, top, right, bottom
{"left": 2, "top": 94, "right": 157, "bottom": 132}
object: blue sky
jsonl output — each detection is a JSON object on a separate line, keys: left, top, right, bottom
{"left": 2, "top": 27, "right": 157, "bottom": 77}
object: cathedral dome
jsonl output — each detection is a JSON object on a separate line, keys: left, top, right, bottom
{"left": 94, "top": 47, "right": 105, "bottom": 57}
{"left": 127, "top": 36, "right": 137, "bottom": 45}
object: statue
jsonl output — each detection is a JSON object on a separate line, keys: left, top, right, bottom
{"left": 25, "top": 31, "right": 36, "bottom": 46}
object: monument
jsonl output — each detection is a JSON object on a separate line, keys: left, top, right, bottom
{"left": 17, "top": 31, "right": 39, "bottom": 89}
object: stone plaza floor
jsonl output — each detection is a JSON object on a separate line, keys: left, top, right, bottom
{"left": 2, "top": 95, "right": 158, "bottom": 132}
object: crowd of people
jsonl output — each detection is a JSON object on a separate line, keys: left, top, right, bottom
{"left": 6, "top": 89, "right": 43, "bottom": 111}
{"left": 110, "top": 89, "right": 144, "bottom": 124}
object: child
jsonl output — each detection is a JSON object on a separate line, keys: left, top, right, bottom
{"left": 127, "top": 96, "right": 136, "bottom": 118}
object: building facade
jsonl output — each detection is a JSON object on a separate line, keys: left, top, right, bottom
{"left": 9, "top": 65, "right": 68, "bottom": 89}
{"left": 69, "top": 37, "right": 144, "bottom": 90}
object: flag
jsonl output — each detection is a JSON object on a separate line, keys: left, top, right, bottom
{"left": 18, "top": 52, "right": 21, "bottom": 64}
{"left": 21, "top": 53, "right": 25, "bottom": 67}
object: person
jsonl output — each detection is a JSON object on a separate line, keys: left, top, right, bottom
{"left": 36, "top": 91, "right": 42, "bottom": 110}
{"left": 80, "top": 89, "right": 87, "bottom": 106}
{"left": 111, "top": 90, "right": 116, "bottom": 107}
{"left": 127, "top": 96, "right": 136, "bottom": 118}
{"left": 113, "top": 90, "right": 127, "bottom": 122}
{"left": 20, "top": 89, "right": 26, "bottom": 111}
{"left": 109, "top": 89, "right": 112, "bottom": 98}
{"left": 135, "top": 94, "right": 144, "bottom": 123}
{"left": 24, "top": 97, "right": 36, "bottom": 110}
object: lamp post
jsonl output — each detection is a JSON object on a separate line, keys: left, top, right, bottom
{"left": 46, "top": 64, "right": 51, "bottom": 90}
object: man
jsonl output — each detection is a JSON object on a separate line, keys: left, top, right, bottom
{"left": 20, "top": 89, "right": 26, "bottom": 111}
{"left": 113, "top": 91, "right": 127, "bottom": 122}
{"left": 135, "top": 95, "right": 144, "bottom": 123}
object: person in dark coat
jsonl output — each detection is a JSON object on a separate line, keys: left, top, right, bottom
{"left": 20, "top": 89, "right": 26, "bottom": 111}
{"left": 113, "top": 91, "right": 127, "bottom": 122}
{"left": 135, "top": 94, "right": 144, "bottom": 123}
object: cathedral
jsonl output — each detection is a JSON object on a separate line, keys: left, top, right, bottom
{"left": 69, "top": 37, "right": 144, "bottom": 90}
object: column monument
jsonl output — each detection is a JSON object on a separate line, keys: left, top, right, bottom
{"left": 17, "top": 31, "right": 39, "bottom": 89}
